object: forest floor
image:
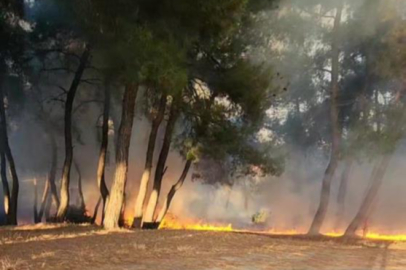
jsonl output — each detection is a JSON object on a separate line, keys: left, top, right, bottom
{"left": 1, "top": 224, "right": 406, "bottom": 270}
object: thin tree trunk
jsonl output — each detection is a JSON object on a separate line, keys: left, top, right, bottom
{"left": 132, "top": 93, "right": 167, "bottom": 228}
{"left": 308, "top": 5, "right": 343, "bottom": 235}
{"left": 33, "top": 179, "right": 39, "bottom": 223}
{"left": 37, "top": 176, "right": 50, "bottom": 223}
{"left": 362, "top": 193, "right": 379, "bottom": 238}
{"left": 44, "top": 192, "right": 52, "bottom": 221}
{"left": 335, "top": 159, "right": 353, "bottom": 230}
{"left": 96, "top": 81, "right": 111, "bottom": 223}
{"left": 0, "top": 151, "right": 10, "bottom": 224}
{"left": 48, "top": 130, "right": 59, "bottom": 212}
{"left": 225, "top": 184, "right": 234, "bottom": 210}
{"left": 44, "top": 129, "right": 59, "bottom": 220}
{"left": 143, "top": 99, "right": 179, "bottom": 227}
{"left": 91, "top": 197, "right": 102, "bottom": 224}
{"left": 343, "top": 155, "right": 390, "bottom": 237}
{"left": 0, "top": 86, "right": 19, "bottom": 225}
{"left": 342, "top": 82, "right": 406, "bottom": 238}
{"left": 103, "top": 83, "right": 138, "bottom": 230}
{"left": 56, "top": 45, "right": 90, "bottom": 221}
{"left": 156, "top": 159, "right": 192, "bottom": 223}
{"left": 74, "top": 160, "right": 85, "bottom": 211}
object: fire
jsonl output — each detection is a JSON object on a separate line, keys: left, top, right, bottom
{"left": 159, "top": 214, "right": 406, "bottom": 242}
{"left": 159, "top": 213, "right": 233, "bottom": 232}
{"left": 324, "top": 232, "right": 406, "bottom": 241}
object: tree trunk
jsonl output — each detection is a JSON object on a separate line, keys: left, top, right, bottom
{"left": 156, "top": 159, "right": 192, "bottom": 223}
{"left": 308, "top": 5, "right": 343, "bottom": 235}
{"left": 37, "top": 176, "right": 50, "bottom": 223}
{"left": 33, "top": 179, "right": 39, "bottom": 223}
{"left": 225, "top": 184, "right": 234, "bottom": 210}
{"left": 0, "top": 86, "right": 19, "bottom": 225}
{"left": 132, "top": 93, "right": 167, "bottom": 228}
{"left": 0, "top": 151, "right": 10, "bottom": 225}
{"left": 74, "top": 160, "right": 85, "bottom": 211}
{"left": 103, "top": 83, "right": 138, "bottom": 230}
{"left": 44, "top": 129, "right": 59, "bottom": 220}
{"left": 143, "top": 99, "right": 179, "bottom": 227}
{"left": 49, "top": 130, "right": 59, "bottom": 211}
{"left": 343, "top": 155, "right": 390, "bottom": 237}
{"left": 56, "top": 45, "right": 90, "bottom": 221}
{"left": 96, "top": 81, "right": 111, "bottom": 222}
{"left": 44, "top": 192, "right": 52, "bottom": 221}
{"left": 334, "top": 159, "right": 353, "bottom": 230}
{"left": 91, "top": 197, "right": 102, "bottom": 224}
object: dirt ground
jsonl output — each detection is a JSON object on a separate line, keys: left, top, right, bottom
{"left": 1, "top": 224, "right": 406, "bottom": 270}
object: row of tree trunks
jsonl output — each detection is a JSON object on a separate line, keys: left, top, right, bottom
{"left": 308, "top": 4, "right": 343, "bottom": 235}
{"left": 103, "top": 83, "right": 138, "bottom": 230}
{"left": 156, "top": 159, "right": 192, "bottom": 223}
{"left": 132, "top": 93, "right": 167, "bottom": 228}
{"left": 143, "top": 98, "right": 179, "bottom": 227}
{"left": 56, "top": 45, "right": 91, "bottom": 221}
{"left": 153, "top": 91, "right": 222, "bottom": 226}
{"left": 95, "top": 81, "right": 111, "bottom": 223}
{"left": 0, "top": 85, "right": 19, "bottom": 225}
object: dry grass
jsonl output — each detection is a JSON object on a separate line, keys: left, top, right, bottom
{"left": 1, "top": 227, "right": 404, "bottom": 270}
{"left": 0, "top": 258, "right": 28, "bottom": 270}
{"left": 2, "top": 229, "right": 107, "bottom": 245}
{"left": 176, "top": 245, "right": 195, "bottom": 252}
{"left": 133, "top": 243, "right": 147, "bottom": 250}
{"left": 12, "top": 223, "right": 90, "bottom": 231}
{"left": 31, "top": 251, "right": 55, "bottom": 260}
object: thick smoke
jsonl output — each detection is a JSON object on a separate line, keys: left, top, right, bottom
{"left": 2, "top": 0, "right": 406, "bottom": 235}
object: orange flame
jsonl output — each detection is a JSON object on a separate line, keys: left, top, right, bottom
{"left": 159, "top": 213, "right": 233, "bottom": 232}
{"left": 159, "top": 214, "right": 406, "bottom": 241}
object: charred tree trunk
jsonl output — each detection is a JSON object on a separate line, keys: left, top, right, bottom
{"left": 308, "top": 5, "right": 343, "bottom": 235}
{"left": 37, "top": 176, "right": 50, "bottom": 223}
{"left": 132, "top": 93, "right": 167, "bottom": 228}
{"left": 74, "top": 160, "right": 85, "bottom": 211}
{"left": 335, "top": 159, "right": 353, "bottom": 229}
{"left": 56, "top": 45, "right": 90, "bottom": 221}
{"left": 96, "top": 82, "right": 111, "bottom": 223}
{"left": 0, "top": 86, "right": 19, "bottom": 225}
{"left": 156, "top": 159, "right": 192, "bottom": 223}
{"left": 0, "top": 151, "right": 10, "bottom": 224}
{"left": 343, "top": 156, "right": 390, "bottom": 237}
{"left": 103, "top": 83, "right": 138, "bottom": 230}
{"left": 143, "top": 99, "right": 179, "bottom": 227}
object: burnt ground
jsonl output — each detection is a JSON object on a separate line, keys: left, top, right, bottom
{"left": 1, "top": 224, "right": 406, "bottom": 270}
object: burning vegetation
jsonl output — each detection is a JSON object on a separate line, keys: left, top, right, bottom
{"left": 3, "top": 1, "right": 406, "bottom": 269}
